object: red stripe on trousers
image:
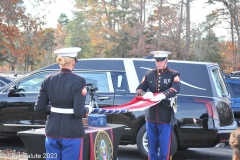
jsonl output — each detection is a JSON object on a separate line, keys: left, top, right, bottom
{"left": 90, "top": 133, "right": 94, "bottom": 160}
{"left": 166, "top": 130, "right": 172, "bottom": 160}
{"left": 79, "top": 138, "right": 83, "bottom": 160}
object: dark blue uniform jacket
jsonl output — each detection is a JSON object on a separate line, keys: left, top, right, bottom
{"left": 34, "top": 68, "right": 88, "bottom": 138}
{"left": 136, "top": 67, "right": 180, "bottom": 124}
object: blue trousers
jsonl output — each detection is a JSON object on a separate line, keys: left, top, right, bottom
{"left": 146, "top": 122, "right": 172, "bottom": 160}
{"left": 45, "top": 137, "right": 83, "bottom": 160}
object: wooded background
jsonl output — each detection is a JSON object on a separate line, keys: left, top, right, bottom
{"left": 1, "top": 0, "right": 239, "bottom": 73}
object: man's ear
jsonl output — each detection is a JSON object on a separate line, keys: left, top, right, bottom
{"left": 72, "top": 61, "right": 75, "bottom": 69}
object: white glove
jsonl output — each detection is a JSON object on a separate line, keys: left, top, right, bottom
{"left": 143, "top": 92, "right": 154, "bottom": 99}
{"left": 85, "top": 105, "right": 93, "bottom": 114}
{"left": 136, "top": 89, "right": 143, "bottom": 96}
{"left": 150, "top": 94, "right": 166, "bottom": 102}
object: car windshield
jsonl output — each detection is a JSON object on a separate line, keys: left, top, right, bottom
{"left": 17, "top": 71, "right": 54, "bottom": 92}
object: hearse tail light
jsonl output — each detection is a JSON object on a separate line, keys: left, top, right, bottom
{"left": 193, "top": 99, "right": 219, "bottom": 120}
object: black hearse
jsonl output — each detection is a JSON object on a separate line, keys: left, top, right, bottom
{"left": 0, "top": 58, "right": 237, "bottom": 158}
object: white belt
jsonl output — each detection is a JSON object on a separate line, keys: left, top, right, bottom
{"left": 51, "top": 107, "right": 74, "bottom": 114}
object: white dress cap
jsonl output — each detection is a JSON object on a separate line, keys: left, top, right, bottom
{"left": 150, "top": 51, "right": 171, "bottom": 58}
{"left": 54, "top": 47, "right": 82, "bottom": 58}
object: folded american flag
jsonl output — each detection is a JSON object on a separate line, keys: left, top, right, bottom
{"left": 91, "top": 92, "right": 160, "bottom": 114}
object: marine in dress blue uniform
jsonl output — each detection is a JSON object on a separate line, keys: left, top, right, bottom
{"left": 34, "top": 47, "right": 93, "bottom": 160}
{"left": 136, "top": 51, "right": 180, "bottom": 160}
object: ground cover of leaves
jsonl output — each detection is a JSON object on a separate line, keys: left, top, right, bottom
{"left": 0, "top": 149, "right": 27, "bottom": 160}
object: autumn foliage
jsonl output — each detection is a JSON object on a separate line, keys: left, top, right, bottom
{"left": 0, "top": 0, "right": 240, "bottom": 73}
{"left": 0, "top": 0, "right": 51, "bottom": 71}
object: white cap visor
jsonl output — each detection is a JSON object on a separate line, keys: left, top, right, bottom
{"left": 54, "top": 47, "right": 82, "bottom": 58}
{"left": 150, "top": 51, "right": 171, "bottom": 58}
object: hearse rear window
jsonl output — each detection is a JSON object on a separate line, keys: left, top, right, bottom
{"left": 211, "top": 68, "right": 228, "bottom": 97}
{"left": 133, "top": 60, "right": 213, "bottom": 97}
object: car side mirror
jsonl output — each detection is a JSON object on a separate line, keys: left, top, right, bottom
{"left": 9, "top": 85, "right": 17, "bottom": 93}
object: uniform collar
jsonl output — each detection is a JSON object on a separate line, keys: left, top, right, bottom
{"left": 157, "top": 67, "right": 168, "bottom": 73}
{"left": 60, "top": 68, "right": 72, "bottom": 73}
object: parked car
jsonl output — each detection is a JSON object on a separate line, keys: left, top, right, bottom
{"left": 0, "top": 76, "right": 12, "bottom": 87}
{"left": 223, "top": 72, "right": 240, "bottom": 126}
{"left": 0, "top": 58, "right": 237, "bottom": 158}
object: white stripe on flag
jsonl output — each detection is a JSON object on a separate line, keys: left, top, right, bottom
{"left": 128, "top": 102, "right": 158, "bottom": 111}
{"left": 121, "top": 101, "right": 147, "bottom": 109}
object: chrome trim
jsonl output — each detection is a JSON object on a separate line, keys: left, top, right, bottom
{"left": 215, "top": 143, "right": 225, "bottom": 147}
{"left": 117, "top": 75, "right": 123, "bottom": 88}
{"left": 0, "top": 80, "right": 7, "bottom": 85}
{"left": 177, "top": 94, "right": 222, "bottom": 101}
{"left": 217, "top": 130, "right": 236, "bottom": 134}
{"left": 123, "top": 59, "right": 139, "bottom": 93}
{"left": 180, "top": 80, "right": 206, "bottom": 90}
{"left": 217, "top": 121, "right": 237, "bottom": 133}
{"left": 74, "top": 69, "right": 125, "bottom": 72}
{"left": 107, "top": 72, "right": 114, "bottom": 92}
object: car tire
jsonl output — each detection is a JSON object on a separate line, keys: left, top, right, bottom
{"left": 170, "top": 129, "right": 178, "bottom": 156}
{"left": 136, "top": 124, "right": 148, "bottom": 159}
{"left": 136, "top": 124, "right": 178, "bottom": 159}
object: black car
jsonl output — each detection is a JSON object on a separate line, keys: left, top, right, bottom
{"left": 0, "top": 58, "right": 236, "bottom": 158}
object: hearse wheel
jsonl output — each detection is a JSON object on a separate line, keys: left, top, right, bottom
{"left": 136, "top": 124, "right": 148, "bottom": 158}
{"left": 136, "top": 124, "right": 178, "bottom": 158}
